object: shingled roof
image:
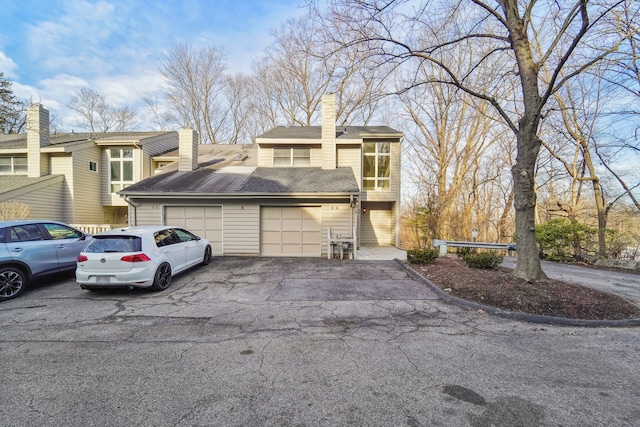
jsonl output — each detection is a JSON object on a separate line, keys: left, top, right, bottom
{"left": 256, "top": 126, "right": 403, "bottom": 140}
{"left": 0, "top": 131, "right": 175, "bottom": 151}
{"left": 121, "top": 166, "right": 359, "bottom": 196}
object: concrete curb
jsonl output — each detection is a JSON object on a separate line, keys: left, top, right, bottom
{"left": 395, "top": 259, "right": 640, "bottom": 328}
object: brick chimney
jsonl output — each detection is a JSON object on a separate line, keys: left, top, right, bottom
{"left": 27, "top": 104, "right": 50, "bottom": 178}
{"left": 179, "top": 128, "right": 198, "bottom": 172}
{"left": 321, "top": 93, "right": 336, "bottom": 170}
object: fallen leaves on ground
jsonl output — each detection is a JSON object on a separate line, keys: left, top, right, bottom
{"left": 411, "top": 256, "right": 640, "bottom": 320}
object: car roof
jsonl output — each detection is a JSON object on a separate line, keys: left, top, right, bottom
{"left": 0, "top": 219, "right": 71, "bottom": 228}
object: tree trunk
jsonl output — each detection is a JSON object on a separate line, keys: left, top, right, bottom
{"left": 512, "top": 128, "right": 547, "bottom": 281}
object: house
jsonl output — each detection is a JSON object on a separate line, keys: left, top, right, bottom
{"left": 0, "top": 104, "right": 179, "bottom": 225}
{"left": 120, "top": 94, "right": 403, "bottom": 258}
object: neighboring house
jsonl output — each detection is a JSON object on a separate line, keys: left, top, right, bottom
{"left": 0, "top": 104, "right": 179, "bottom": 225}
{"left": 121, "top": 94, "right": 403, "bottom": 258}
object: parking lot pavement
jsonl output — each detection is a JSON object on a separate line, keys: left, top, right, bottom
{"left": 1, "top": 257, "right": 639, "bottom": 426}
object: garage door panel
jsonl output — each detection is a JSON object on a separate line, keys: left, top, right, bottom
{"left": 165, "top": 206, "right": 222, "bottom": 256}
{"left": 282, "top": 219, "right": 301, "bottom": 231}
{"left": 302, "top": 231, "right": 321, "bottom": 244}
{"left": 261, "top": 207, "right": 321, "bottom": 257}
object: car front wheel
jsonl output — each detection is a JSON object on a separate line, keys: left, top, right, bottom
{"left": 202, "top": 245, "right": 213, "bottom": 265}
{"left": 150, "top": 263, "right": 172, "bottom": 291}
{"left": 0, "top": 266, "right": 27, "bottom": 301}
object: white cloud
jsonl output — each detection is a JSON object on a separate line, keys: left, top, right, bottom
{"left": 0, "top": 51, "right": 18, "bottom": 78}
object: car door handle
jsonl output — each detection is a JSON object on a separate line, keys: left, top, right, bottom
{"left": 56, "top": 245, "right": 66, "bottom": 249}
{"left": 12, "top": 248, "right": 24, "bottom": 252}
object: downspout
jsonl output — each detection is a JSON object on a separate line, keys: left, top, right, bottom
{"left": 124, "top": 196, "right": 138, "bottom": 226}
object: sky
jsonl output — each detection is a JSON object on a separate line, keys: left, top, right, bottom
{"left": 0, "top": 0, "right": 308, "bottom": 130}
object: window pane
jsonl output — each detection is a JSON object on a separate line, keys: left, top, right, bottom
{"left": 378, "top": 142, "right": 390, "bottom": 153}
{"left": 292, "top": 148, "right": 310, "bottom": 166}
{"left": 123, "top": 161, "right": 133, "bottom": 181}
{"left": 14, "top": 157, "right": 27, "bottom": 173}
{"left": 123, "top": 149, "right": 133, "bottom": 158}
{"left": 363, "top": 155, "right": 375, "bottom": 178}
{"left": 110, "top": 149, "right": 120, "bottom": 158}
{"left": 111, "top": 183, "right": 120, "bottom": 193}
{"left": 377, "top": 155, "right": 390, "bottom": 177}
{"left": 377, "top": 179, "right": 390, "bottom": 190}
{"left": 363, "top": 143, "right": 376, "bottom": 154}
{"left": 363, "top": 179, "right": 375, "bottom": 190}
{"left": 274, "top": 157, "right": 291, "bottom": 166}
{"left": 111, "top": 162, "right": 121, "bottom": 180}
{"left": 0, "top": 158, "right": 10, "bottom": 173}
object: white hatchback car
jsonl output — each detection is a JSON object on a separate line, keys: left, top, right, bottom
{"left": 76, "top": 226, "right": 212, "bottom": 291}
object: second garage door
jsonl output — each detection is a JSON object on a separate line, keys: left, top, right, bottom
{"left": 165, "top": 206, "right": 223, "bottom": 255}
{"left": 261, "top": 207, "right": 321, "bottom": 256}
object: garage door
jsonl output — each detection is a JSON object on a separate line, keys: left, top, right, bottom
{"left": 361, "top": 209, "right": 392, "bottom": 245}
{"left": 261, "top": 207, "right": 321, "bottom": 257}
{"left": 165, "top": 206, "right": 223, "bottom": 256}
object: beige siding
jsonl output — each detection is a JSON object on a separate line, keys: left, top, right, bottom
{"left": 132, "top": 202, "right": 163, "bottom": 226}
{"left": 10, "top": 178, "right": 66, "bottom": 221}
{"left": 223, "top": 204, "right": 260, "bottom": 255}
{"left": 69, "top": 146, "right": 103, "bottom": 223}
{"left": 337, "top": 145, "right": 361, "bottom": 188}
{"left": 321, "top": 204, "right": 354, "bottom": 256}
{"left": 48, "top": 155, "right": 74, "bottom": 222}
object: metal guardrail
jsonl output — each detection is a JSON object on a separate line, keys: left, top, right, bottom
{"left": 432, "top": 239, "right": 517, "bottom": 255}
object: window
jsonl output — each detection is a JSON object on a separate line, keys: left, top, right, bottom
{"left": 43, "top": 223, "right": 83, "bottom": 240}
{"left": 0, "top": 156, "right": 28, "bottom": 174}
{"left": 109, "top": 148, "right": 134, "bottom": 193}
{"left": 273, "top": 147, "right": 311, "bottom": 166}
{"left": 9, "top": 224, "right": 45, "bottom": 242}
{"left": 89, "top": 161, "right": 98, "bottom": 172}
{"left": 362, "top": 142, "right": 391, "bottom": 191}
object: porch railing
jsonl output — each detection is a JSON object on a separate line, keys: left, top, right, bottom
{"left": 70, "top": 224, "right": 128, "bottom": 234}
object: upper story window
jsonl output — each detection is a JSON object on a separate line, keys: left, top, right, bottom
{"left": 273, "top": 147, "right": 311, "bottom": 166}
{"left": 0, "top": 156, "right": 28, "bottom": 175}
{"left": 109, "top": 148, "right": 134, "bottom": 193}
{"left": 363, "top": 142, "right": 391, "bottom": 191}
{"left": 89, "top": 161, "right": 98, "bottom": 172}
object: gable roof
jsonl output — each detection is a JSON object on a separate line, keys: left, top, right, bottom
{"left": 121, "top": 166, "right": 359, "bottom": 197}
{"left": 256, "top": 126, "right": 403, "bottom": 141}
{"left": 0, "top": 131, "right": 175, "bottom": 151}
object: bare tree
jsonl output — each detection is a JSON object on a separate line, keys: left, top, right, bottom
{"left": 160, "top": 43, "right": 229, "bottom": 144}
{"left": 316, "top": 0, "right": 625, "bottom": 281}
{"left": 67, "top": 88, "right": 138, "bottom": 132}
{"left": 253, "top": 14, "right": 388, "bottom": 127}
{"left": 400, "top": 68, "right": 510, "bottom": 243}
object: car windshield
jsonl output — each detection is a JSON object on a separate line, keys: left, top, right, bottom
{"left": 84, "top": 236, "right": 142, "bottom": 253}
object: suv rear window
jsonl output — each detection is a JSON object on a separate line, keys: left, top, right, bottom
{"left": 84, "top": 236, "right": 142, "bottom": 253}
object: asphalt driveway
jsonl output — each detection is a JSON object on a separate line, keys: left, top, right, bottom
{"left": 1, "top": 257, "right": 639, "bottom": 426}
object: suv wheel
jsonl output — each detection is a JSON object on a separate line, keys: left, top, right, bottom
{"left": 0, "top": 267, "right": 27, "bottom": 301}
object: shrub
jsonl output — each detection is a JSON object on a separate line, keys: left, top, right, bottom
{"left": 0, "top": 201, "right": 32, "bottom": 220}
{"left": 407, "top": 248, "right": 439, "bottom": 264}
{"left": 456, "top": 247, "right": 473, "bottom": 257}
{"left": 462, "top": 252, "right": 503, "bottom": 269}
{"left": 536, "top": 218, "right": 596, "bottom": 261}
